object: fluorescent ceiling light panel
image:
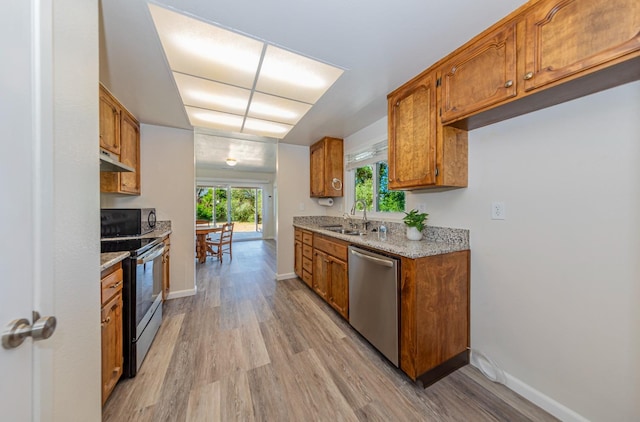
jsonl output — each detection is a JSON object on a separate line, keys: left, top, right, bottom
{"left": 243, "top": 117, "right": 293, "bottom": 138}
{"left": 185, "top": 106, "right": 243, "bottom": 132}
{"left": 149, "top": 4, "right": 344, "bottom": 140}
{"left": 256, "top": 45, "right": 344, "bottom": 104}
{"left": 248, "top": 92, "right": 312, "bottom": 125}
{"left": 173, "top": 73, "right": 251, "bottom": 114}
{"left": 149, "top": 4, "right": 262, "bottom": 88}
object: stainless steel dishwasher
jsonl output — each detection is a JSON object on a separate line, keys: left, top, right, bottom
{"left": 348, "top": 245, "right": 399, "bottom": 366}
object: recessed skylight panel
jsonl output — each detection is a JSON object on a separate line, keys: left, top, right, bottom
{"left": 256, "top": 45, "right": 344, "bottom": 104}
{"left": 149, "top": 4, "right": 344, "bottom": 139}
{"left": 173, "top": 72, "right": 251, "bottom": 115}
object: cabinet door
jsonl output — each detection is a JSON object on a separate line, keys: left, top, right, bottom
{"left": 312, "top": 250, "right": 329, "bottom": 300}
{"left": 101, "top": 292, "right": 123, "bottom": 405}
{"left": 440, "top": 22, "right": 517, "bottom": 123}
{"left": 388, "top": 72, "right": 437, "bottom": 189}
{"left": 99, "top": 86, "right": 120, "bottom": 154}
{"left": 523, "top": 0, "right": 640, "bottom": 91}
{"left": 328, "top": 257, "right": 348, "bottom": 319}
{"left": 294, "top": 239, "right": 303, "bottom": 278}
{"left": 309, "top": 142, "right": 325, "bottom": 197}
{"left": 119, "top": 110, "right": 140, "bottom": 194}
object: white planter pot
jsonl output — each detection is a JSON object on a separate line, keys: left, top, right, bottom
{"left": 406, "top": 226, "right": 423, "bottom": 241}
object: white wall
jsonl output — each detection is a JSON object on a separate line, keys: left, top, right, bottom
{"left": 51, "top": 0, "right": 102, "bottom": 419}
{"left": 275, "top": 143, "right": 328, "bottom": 278}
{"left": 345, "top": 82, "right": 640, "bottom": 421}
{"left": 196, "top": 168, "right": 276, "bottom": 239}
{"left": 101, "top": 124, "right": 196, "bottom": 297}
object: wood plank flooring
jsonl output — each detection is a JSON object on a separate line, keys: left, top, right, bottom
{"left": 103, "top": 240, "right": 557, "bottom": 421}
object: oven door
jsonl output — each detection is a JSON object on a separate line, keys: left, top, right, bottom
{"left": 134, "top": 242, "right": 165, "bottom": 340}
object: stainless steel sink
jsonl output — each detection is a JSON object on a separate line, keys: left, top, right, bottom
{"left": 324, "top": 227, "right": 363, "bottom": 235}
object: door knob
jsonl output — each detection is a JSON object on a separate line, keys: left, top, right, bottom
{"left": 2, "top": 311, "right": 57, "bottom": 349}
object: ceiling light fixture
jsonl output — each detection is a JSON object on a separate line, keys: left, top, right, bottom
{"left": 148, "top": 4, "right": 344, "bottom": 139}
{"left": 225, "top": 158, "right": 237, "bottom": 167}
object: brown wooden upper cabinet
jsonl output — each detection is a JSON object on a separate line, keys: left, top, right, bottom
{"left": 387, "top": 0, "right": 639, "bottom": 191}
{"left": 440, "top": 22, "right": 517, "bottom": 124}
{"left": 100, "top": 84, "right": 141, "bottom": 195}
{"left": 388, "top": 72, "right": 437, "bottom": 189}
{"left": 99, "top": 86, "right": 120, "bottom": 155}
{"left": 522, "top": 0, "right": 640, "bottom": 92}
{"left": 310, "top": 137, "right": 344, "bottom": 198}
{"left": 388, "top": 71, "right": 468, "bottom": 190}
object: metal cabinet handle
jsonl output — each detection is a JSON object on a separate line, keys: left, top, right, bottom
{"left": 2, "top": 312, "right": 57, "bottom": 349}
{"left": 524, "top": 72, "right": 534, "bottom": 80}
{"left": 504, "top": 80, "right": 513, "bottom": 88}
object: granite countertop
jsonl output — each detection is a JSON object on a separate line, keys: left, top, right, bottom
{"left": 100, "top": 251, "right": 129, "bottom": 271}
{"left": 293, "top": 216, "right": 469, "bottom": 259}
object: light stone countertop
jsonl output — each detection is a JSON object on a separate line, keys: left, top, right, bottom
{"left": 100, "top": 251, "right": 129, "bottom": 271}
{"left": 293, "top": 216, "right": 469, "bottom": 259}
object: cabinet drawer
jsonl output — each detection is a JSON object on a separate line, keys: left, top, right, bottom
{"left": 302, "top": 244, "right": 313, "bottom": 259}
{"left": 101, "top": 267, "right": 123, "bottom": 306}
{"left": 302, "top": 256, "right": 313, "bottom": 274}
{"left": 294, "top": 230, "right": 302, "bottom": 241}
{"left": 302, "top": 231, "right": 313, "bottom": 246}
{"left": 302, "top": 270, "right": 313, "bottom": 287}
{"left": 313, "top": 235, "right": 348, "bottom": 261}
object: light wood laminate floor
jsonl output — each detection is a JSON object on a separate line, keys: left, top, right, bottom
{"left": 103, "top": 240, "right": 557, "bottom": 421}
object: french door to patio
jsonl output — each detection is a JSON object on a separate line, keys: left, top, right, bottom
{"left": 198, "top": 185, "right": 263, "bottom": 240}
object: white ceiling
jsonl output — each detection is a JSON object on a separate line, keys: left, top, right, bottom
{"left": 195, "top": 131, "right": 277, "bottom": 173}
{"left": 99, "top": 0, "right": 524, "bottom": 170}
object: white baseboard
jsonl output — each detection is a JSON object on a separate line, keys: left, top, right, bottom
{"left": 276, "top": 272, "right": 296, "bottom": 281}
{"left": 470, "top": 360, "right": 589, "bottom": 422}
{"left": 167, "top": 286, "right": 197, "bottom": 300}
{"left": 503, "top": 372, "right": 589, "bottom": 422}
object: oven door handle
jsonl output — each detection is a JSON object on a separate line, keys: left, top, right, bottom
{"left": 137, "top": 244, "right": 165, "bottom": 265}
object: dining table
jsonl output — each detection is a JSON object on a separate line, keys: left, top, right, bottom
{"left": 195, "top": 224, "right": 222, "bottom": 263}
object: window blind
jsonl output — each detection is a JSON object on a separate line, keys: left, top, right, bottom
{"left": 345, "top": 140, "right": 388, "bottom": 171}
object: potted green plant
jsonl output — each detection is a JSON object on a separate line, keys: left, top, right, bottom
{"left": 403, "top": 209, "right": 428, "bottom": 241}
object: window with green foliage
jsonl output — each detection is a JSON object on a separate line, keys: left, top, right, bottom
{"left": 354, "top": 161, "right": 405, "bottom": 212}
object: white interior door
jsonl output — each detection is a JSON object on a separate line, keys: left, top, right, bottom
{"left": 1, "top": 1, "right": 53, "bottom": 419}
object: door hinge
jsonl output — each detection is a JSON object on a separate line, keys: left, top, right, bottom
{"left": 435, "top": 167, "right": 439, "bottom": 177}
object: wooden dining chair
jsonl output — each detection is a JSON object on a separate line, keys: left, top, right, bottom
{"left": 205, "top": 222, "right": 234, "bottom": 262}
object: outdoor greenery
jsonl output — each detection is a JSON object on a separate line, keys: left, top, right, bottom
{"left": 354, "top": 161, "right": 405, "bottom": 212}
{"left": 196, "top": 187, "right": 262, "bottom": 223}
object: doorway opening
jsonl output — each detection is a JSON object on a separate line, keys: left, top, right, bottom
{"left": 197, "top": 185, "right": 263, "bottom": 241}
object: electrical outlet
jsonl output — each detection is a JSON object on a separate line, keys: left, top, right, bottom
{"left": 491, "top": 202, "right": 506, "bottom": 220}
{"left": 417, "top": 203, "right": 427, "bottom": 213}
{"left": 299, "top": 202, "right": 305, "bottom": 211}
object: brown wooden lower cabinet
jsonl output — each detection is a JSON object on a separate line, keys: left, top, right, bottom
{"left": 400, "top": 250, "right": 470, "bottom": 385}
{"left": 294, "top": 228, "right": 314, "bottom": 288}
{"left": 312, "top": 234, "right": 349, "bottom": 319}
{"left": 293, "top": 227, "right": 470, "bottom": 384}
{"left": 101, "top": 262, "right": 124, "bottom": 405}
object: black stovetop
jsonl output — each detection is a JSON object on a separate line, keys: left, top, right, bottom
{"left": 100, "top": 237, "right": 162, "bottom": 256}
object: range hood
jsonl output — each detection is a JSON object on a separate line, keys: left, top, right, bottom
{"left": 100, "top": 148, "right": 134, "bottom": 172}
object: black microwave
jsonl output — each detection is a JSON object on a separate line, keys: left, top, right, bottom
{"left": 100, "top": 208, "right": 157, "bottom": 238}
